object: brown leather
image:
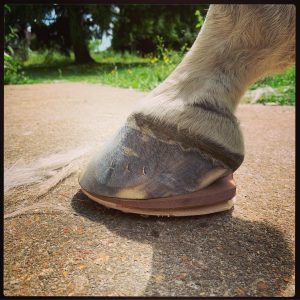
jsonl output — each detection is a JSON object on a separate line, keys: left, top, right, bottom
{"left": 82, "top": 174, "right": 236, "bottom": 210}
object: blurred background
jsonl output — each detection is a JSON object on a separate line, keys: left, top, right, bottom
{"left": 4, "top": 4, "right": 295, "bottom": 105}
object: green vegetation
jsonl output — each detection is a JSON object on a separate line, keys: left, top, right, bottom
{"left": 250, "top": 67, "right": 295, "bottom": 105}
{"left": 4, "top": 52, "right": 26, "bottom": 84}
{"left": 18, "top": 48, "right": 184, "bottom": 91}
{"left": 111, "top": 5, "right": 207, "bottom": 53}
{"left": 13, "top": 49, "right": 295, "bottom": 105}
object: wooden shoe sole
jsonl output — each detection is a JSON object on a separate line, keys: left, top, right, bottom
{"left": 80, "top": 174, "right": 236, "bottom": 217}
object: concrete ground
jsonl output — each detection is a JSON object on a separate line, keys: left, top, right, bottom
{"left": 4, "top": 83, "right": 295, "bottom": 296}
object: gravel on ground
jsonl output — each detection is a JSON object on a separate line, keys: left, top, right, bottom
{"left": 4, "top": 83, "right": 295, "bottom": 297}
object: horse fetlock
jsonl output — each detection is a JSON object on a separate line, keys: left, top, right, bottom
{"left": 130, "top": 109, "right": 244, "bottom": 170}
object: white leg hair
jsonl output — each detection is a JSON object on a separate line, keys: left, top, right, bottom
{"left": 4, "top": 146, "right": 92, "bottom": 194}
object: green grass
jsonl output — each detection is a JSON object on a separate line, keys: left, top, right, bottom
{"left": 249, "top": 66, "right": 295, "bottom": 105}
{"left": 18, "top": 49, "right": 181, "bottom": 91}
{"left": 11, "top": 50, "right": 296, "bottom": 105}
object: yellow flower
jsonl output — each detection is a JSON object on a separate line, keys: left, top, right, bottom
{"left": 150, "top": 57, "right": 158, "bottom": 64}
{"left": 163, "top": 55, "right": 170, "bottom": 64}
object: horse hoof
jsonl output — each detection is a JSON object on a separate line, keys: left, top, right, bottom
{"left": 79, "top": 123, "right": 236, "bottom": 216}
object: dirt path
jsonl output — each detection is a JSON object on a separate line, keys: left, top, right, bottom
{"left": 4, "top": 83, "right": 295, "bottom": 296}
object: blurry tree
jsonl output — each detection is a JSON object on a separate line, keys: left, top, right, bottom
{"left": 4, "top": 4, "right": 28, "bottom": 83}
{"left": 5, "top": 4, "right": 209, "bottom": 63}
{"left": 4, "top": 4, "right": 115, "bottom": 64}
{"left": 111, "top": 5, "right": 209, "bottom": 54}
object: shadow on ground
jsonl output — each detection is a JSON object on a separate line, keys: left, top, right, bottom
{"left": 71, "top": 190, "right": 293, "bottom": 297}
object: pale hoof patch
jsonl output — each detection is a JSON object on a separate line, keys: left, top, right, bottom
{"left": 115, "top": 186, "right": 147, "bottom": 199}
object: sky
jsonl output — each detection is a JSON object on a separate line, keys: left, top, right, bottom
{"left": 98, "top": 32, "right": 112, "bottom": 51}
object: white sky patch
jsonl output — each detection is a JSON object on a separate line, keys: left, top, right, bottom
{"left": 98, "top": 32, "right": 112, "bottom": 51}
{"left": 43, "top": 9, "right": 57, "bottom": 25}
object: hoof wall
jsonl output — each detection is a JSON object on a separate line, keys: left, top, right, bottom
{"left": 79, "top": 125, "right": 232, "bottom": 200}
